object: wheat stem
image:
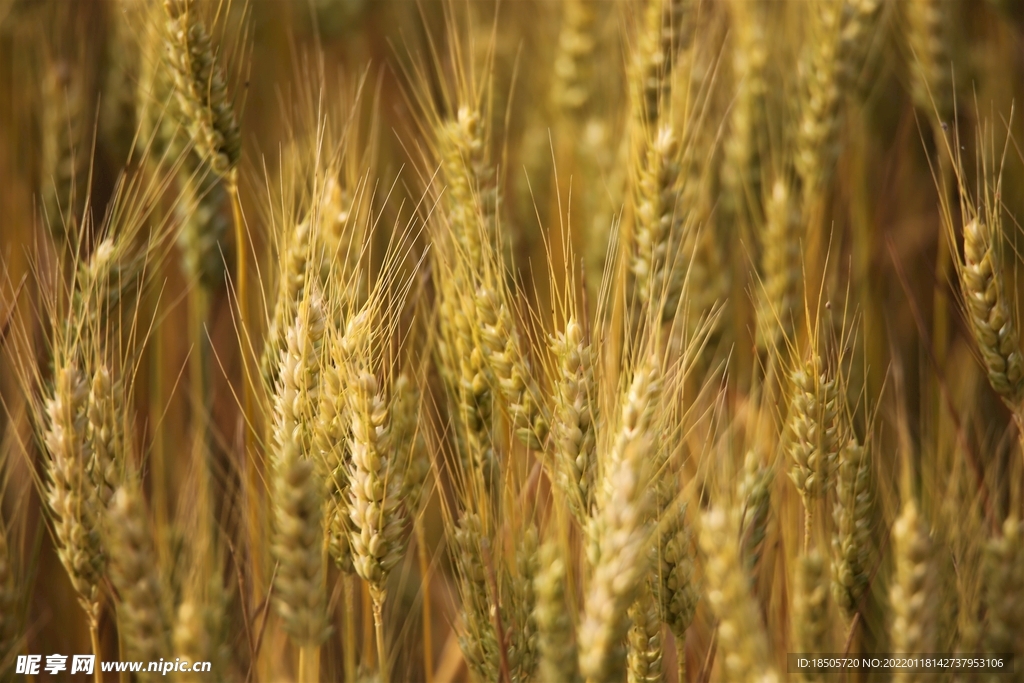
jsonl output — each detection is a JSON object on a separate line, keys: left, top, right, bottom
{"left": 374, "top": 599, "right": 388, "bottom": 682}
{"left": 298, "top": 645, "right": 319, "bottom": 683}
{"left": 416, "top": 517, "right": 435, "bottom": 683}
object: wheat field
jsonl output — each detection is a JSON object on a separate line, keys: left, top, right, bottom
{"left": 0, "top": 0, "right": 1023, "bottom": 681}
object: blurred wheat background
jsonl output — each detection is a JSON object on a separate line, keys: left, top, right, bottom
{"left": 1, "top": 0, "right": 1024, "bottom": 681}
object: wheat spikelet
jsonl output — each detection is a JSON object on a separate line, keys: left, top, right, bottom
{"left": 106, "top": 485, "right": 171, "bottom": 676}
{"left": 270, "top": 293, "right": 330, "bottom": 647}
{"left": 173, "top": 573, "right": 232, "bottom": 682}
{"left": 579, "top": 442, "right": 655, "bottom": 683}
{"left": 793, "top": 550, "right": 830, "bottom": 682}
{"left": 627, "top": 581, "right": 663, "bottom": 683}
{"left": 960, "top": 218, "right": 1024, "bottom": 404}
{"left": 831, "top": 438, "right": 873, "bottom": 618}
{"left": 550, "top": 317, "right": 597, "bottom": 523}
{"left": 699, "top": 506, "right": 780, "bottom": 683}
{"left": 43, "top": 361, "right": 105, "bottom": 626}
{"left": 889, "top": 500, "right": 938, "bottom": 679}
{"left": 163, "top": 0, "right": 240, "bottom": 178}
{"left": 981, "top": 516, "right": 1022, "bottom": 660}
{"left": 534, "top": 540, "right": 580, "bottom": 683}
{"left": 785, "top": 353, "right": 840, "bottom": 503}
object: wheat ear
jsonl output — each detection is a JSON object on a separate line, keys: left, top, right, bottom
{"left": 960, "top": 218, "right": 1024, "bottom": 404}
{"left": 793, "top": 550, "right": 831, "bottom": 682}
{"left": 627, "top": 580, "right": 663, "bottom": 683}
{"left": 579, "top": 442, "right": 656, "bottom": 683}
{"left": 454, "top": 512, "right": 502, "bottom": 682}
{"left": 106, "top": 485, "right": 171, "bottom": 679}
{"left": 475, "top": 284, "right": 550, "bottom": 450}
{"left": 831, "top": 438, "right": 874, "bottom": 619}
{"left": 40, "top": 58, "right": 87, "bottom": 240}
{"left": 550, "top": 317, "right": 597, "bottom": 523}
{"left": 981, "top": 516, "right": 1022, "bottom": 661}
{"left": 632, "top": 124, "right": 683, "bottom": 321}
{"left": 699, "top": 507, "right": 781, "bottom": 683}
{"left": 534, "top": 540, "right": 581, "bottom": 683}
{"left": 906, "top": 0, "right": 952, "bottom": 121}
{"left": 551, "top": 0, "right": 596, "bottom": 116}
{"left": 162, "top": 0, "right": 240, "bottom": 179}
{"left": 44, "top": 361, "right": 105, "bottom": 627}
{"left": 889, "top": 500, "right": 938, "bottom": 682}
{"left": 756, "top": 179, "right": 802, "bottom": 351}
{"left": 340, "top": 308, "right": 408, "bottom": 681}
{"left": 270, "top": 294, "right": 330, "bottom": 651}
{"left": 739, "top": 450, "right": 773, "bottom": 584}
{"left": 657, "top": 501, "right": 698, "bottom": 655}
{"left": 785, "top": 353, "right": 840, "bottom": 507}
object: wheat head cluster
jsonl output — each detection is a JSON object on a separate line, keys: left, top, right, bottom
{"left": 0, "top": 0, "right": 1023, "bottom": 681}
